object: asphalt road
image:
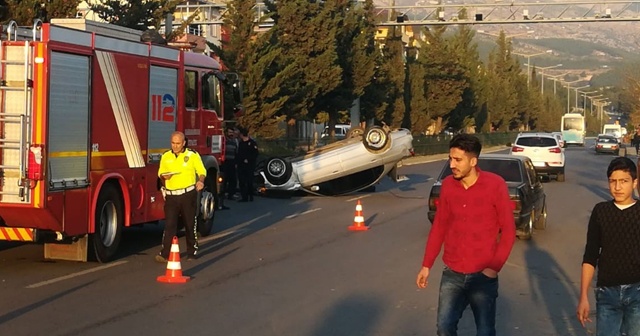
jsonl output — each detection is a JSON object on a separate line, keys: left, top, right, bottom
{"left": 0, "top": 140, "right": 618, "bottom": 336}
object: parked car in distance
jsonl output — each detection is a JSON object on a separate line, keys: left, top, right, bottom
{"left": 427, "top": 154, "right": 547, "bottom": 240}
{"left": 552, "top": 131, "right": 565, "bottom": 148}
{"left": 510, "top": 132, "right": 566, "bottom": 182}
{"left": 595, "top": 134, "right": 620, "bottom": 155}
{"left": 320, "top": 124, "right": 351, "bottom": 139}
{"left": 256, "top": 126, "right": 414, "bottom": 196}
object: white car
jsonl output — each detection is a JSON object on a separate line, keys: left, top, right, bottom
{"left": 510, "top": 133, "right": 565, "bottom": 182}
{"left": 257, "top": 127, "right": 414, "bottom": 195}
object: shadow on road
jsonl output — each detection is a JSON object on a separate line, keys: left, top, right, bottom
{"left": 579, "top": 183, "right": 611, "bottom": 202}
{"left": 0, "top": 281, "right": 94, "bottom": 325}
{"left": 524, "top": 240, "right": 582, "bottom": 336}
{"left": 309, "top": 294, "right": 386, "bottom": 336}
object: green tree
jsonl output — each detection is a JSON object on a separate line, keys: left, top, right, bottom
{"left": 361, "top": 46, "right": 391, "bottom": 124}
{"left": 237, "top": 31, "right": 287, "bottom": 138}
{"left": 378, "top": 26, "right": 405, "bottom": 128}
{"left": 4, "top": 0, "right": 80, "bottom": 25}
{"left": 418, "top": 26, "right": 467, "bottom": 133}
{"left": 207, "top": 0, "right": 258, "bottom": 121}
{"left": 486, "top": 32, "right": 521, "bottom": 131}
{"left": 313, "top": 0, "right": 378, "bottom": 133}
{"left": 447, "top": 25, "right": 482, "bottom": 133}
{"left": 89, "top": 0, "right": 180, "bottom": 31}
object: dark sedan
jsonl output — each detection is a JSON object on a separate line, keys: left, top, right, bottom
{"left": 427, "top": 154, "right": 547, "bottom": 240}
{"left": 595, "top": 134, "right": 620, "bottom": 155}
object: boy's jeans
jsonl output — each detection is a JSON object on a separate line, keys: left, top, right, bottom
{"left": 596, "top": 281, "right": 640, "bottom": 336}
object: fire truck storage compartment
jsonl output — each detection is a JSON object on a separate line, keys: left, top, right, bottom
{"left": 147, "top": 65, "right": 178, "bottom": 164}
{"left": 48, "top": 51, "right": 90, "bottom": 190}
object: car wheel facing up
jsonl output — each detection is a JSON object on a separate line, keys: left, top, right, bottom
{"left": 264, "top": 157, "right": 293, "bottom": 186}
{"left": 363, "top": 126, "right": 390, "bottom": 153}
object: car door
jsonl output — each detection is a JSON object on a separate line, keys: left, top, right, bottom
{"left": 524, "top": 159, "right": 545, "bottom": 217}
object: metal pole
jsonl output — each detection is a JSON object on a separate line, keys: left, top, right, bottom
{"left": 575, "top": 89, "right": 579, "bottom": 108}
{"left": 527, "top": 56, "right": 531, "bottom": 86}
{"left": 567, "top": 84, "right": 571, "bottom": 113}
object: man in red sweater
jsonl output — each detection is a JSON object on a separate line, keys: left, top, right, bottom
{"left": 416, "top": 134, "right": 516, "bottom": 336}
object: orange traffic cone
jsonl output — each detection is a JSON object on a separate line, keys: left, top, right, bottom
{"left": 348, "top": 200, "right": 369, "bottom": 231}
{"left": 157, "top": 236, "right": 191, "bottom": 283}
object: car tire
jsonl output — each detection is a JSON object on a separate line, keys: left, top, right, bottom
{"left": 363, "top": 126, "right": 390, "bottom": 153}
{"left": 264, "top": 157, "right": 293, "bottom": 186}
{"left": 346, "top": 126, "right": 364, "bottom": 139}
{"left": 557, "top": 170, "right": 565, "bottom": 182}
{"left": 518, "top": 213, "right": 533, "bottom": 240}
{"left": 534, "top": 203, "right": 547, "bottom": 230}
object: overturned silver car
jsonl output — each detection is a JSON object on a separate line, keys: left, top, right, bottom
{"left": 256, "top": 126, "right": 414, "bottom": 196}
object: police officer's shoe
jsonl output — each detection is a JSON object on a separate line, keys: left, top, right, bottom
{"left": 186, "top": 254, "right": 198, "bottom": 261}
{"left": 155, "top": 254, "right": 168, "bottom": 263}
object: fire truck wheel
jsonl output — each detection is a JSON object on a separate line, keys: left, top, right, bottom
{"left": 91, "top": 184, "right": 123, "bottom": 262}
{"left": 198, "top": 173, "right": 216, "bottom": 237}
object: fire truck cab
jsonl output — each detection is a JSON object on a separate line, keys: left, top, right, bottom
{"left": 0, "top": 19, "right": 226, "bottom": 262}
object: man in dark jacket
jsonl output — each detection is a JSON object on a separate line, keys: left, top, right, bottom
{"left": 223, "top": 127, "right": 239, "bottom": 200}
{"left": 236, "top": 127, "right": 259, "bottom": 202}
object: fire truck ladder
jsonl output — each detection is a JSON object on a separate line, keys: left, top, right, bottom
{"left": 0, "top": 20, "right": 42, "bottom": 203}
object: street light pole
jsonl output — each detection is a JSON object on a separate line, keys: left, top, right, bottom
{"left": 581, "top": 91, "right": 600, "bottom": 113}
{"left": 537, "top": 66, "right": 564, "bottom": 94}
{"left": 574, "top": 85, "right": 590, "bottom": 109}
{"left": 512, "top": 49, "right": 553, "bottom": 86}
{"left": 563, "top": 79, "right": 582, "bottom": 114}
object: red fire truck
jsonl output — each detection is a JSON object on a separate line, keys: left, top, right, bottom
{"left": 0, "top": 19, "right": 227, "bottom": 262}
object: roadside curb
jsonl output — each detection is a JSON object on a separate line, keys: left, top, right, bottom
{"left": 402, "top": 146, "right": 508, "bottom": 166}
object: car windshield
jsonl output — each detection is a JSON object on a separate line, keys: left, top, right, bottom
{"left": 597, "top": 136, "right": 617, "bottom": 143}
{"left": 516, "top": 137, "right": 557, "bottom": 147}
{"left": 439, "top": 159, "right": 523, "bottom": 183}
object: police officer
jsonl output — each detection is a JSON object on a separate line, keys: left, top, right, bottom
{"left": 156, "top": 131, "right": 206, "bottom": 262}
{"left": 236, "top": 127, "right": 259, "bottom": 202}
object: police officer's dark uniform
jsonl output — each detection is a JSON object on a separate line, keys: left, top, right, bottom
{"left": 157, "top": 132, "right": 206, "bottom": 262}
{"left": 236, "top": 128, "right": 259, "bottom": 202}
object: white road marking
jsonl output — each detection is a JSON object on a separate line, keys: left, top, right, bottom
{"left": 200, "top": 213, "right": 271, "bottom": 242}
{"left": 345, "top": 194, "right": 372, "bottom": 202}
{"left": 25, "top": 260, "right": 128, "bottom": 289}
{"left": 286, "top": 208, "right": 322, "bottom": 219}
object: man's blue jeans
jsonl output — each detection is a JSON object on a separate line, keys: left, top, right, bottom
{"left": 437, "top": 267, "right": 499, "bottom": 336}
{"left": 595, "top": 281, "right": 640, "bottom": 336}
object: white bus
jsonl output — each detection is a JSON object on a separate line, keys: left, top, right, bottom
{"left": 561, "top": 113, "right": 586, "bottom": 146}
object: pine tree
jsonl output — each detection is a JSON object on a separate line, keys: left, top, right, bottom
{"left": 447, "top": 25, "right": 482, "bottom": 133}
{"left": 206, "top": 0, "right": 257, "bottom": 122}
{"left": 378, "top": 26, "right": 405, "bottom": 128}
{"left": 486, "top": 32, "right": 521, "bottom": 131}
{"left": 89, "top": 0, "right": 180, "bottom": 31}
{"left": 313, "top": 0, "right": 378, "bottom": 132}
{"left": 5, "top": 0, "right": 81, "bottom": 25}
{"left": 418, "top": 26, "right": 467, "bottom": 133}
